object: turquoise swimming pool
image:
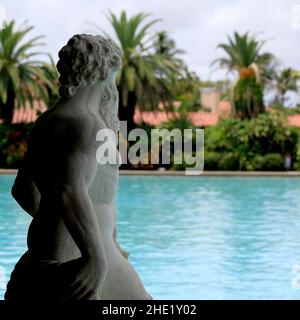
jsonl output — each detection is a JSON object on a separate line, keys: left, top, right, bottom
{"left": 1, "top": 175, "right": 300, "bottom": 299}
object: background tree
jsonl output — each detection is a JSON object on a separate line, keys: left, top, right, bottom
{"left": 234, "top": 71, "right": 264, "bottom": 119}
{"left": 99, "top": 10, "right": 185, "bottom": 130}
{"left": 40, "top": 57, "right": 60, "bottom": 107}
{"left": 213, "top": 31, "right": 275, "bottom": 79}
{"left": 273, "top": 68, "right": 300, "bottom": 107}
{"left": 0, "top": 20, "right": 56, "bottom": 123}
{"left": 153, "top": 31, "right": 185, "bottom": 62}
{"left": 212, "top": 31, "right": 276, "bottom": 119}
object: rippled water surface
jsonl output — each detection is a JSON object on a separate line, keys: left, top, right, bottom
{"left": 1, "top": 175, "right": 300, "bottom": 299}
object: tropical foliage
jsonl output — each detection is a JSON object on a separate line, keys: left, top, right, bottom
{"left": 213, "top": 31, "right": 275, "bottom": 78}
{"left": 40, "top": 58, "right": 60, "bottom": 106}
{"left": 101, "top": 10, "right": 187, "bottom": 129}
{"left": 213, "top": 31, "right": 276, "bottom": 119}
{"left": 234, "top": 77, "right": 264, "bottom": 119}
{"left": 204, "top": 113, "right": 298, "bottom": 170}
{"left": 0, "top": 20, "right": 56, "bottom": 123}
{"left": 1, "top": 13, "right": 300, "bottom": 171}
{"left": 273, "top": 68, "right": 300, "bottom": 106}
{"left": 0, "top": 122, "right": 32, "bottom": 167}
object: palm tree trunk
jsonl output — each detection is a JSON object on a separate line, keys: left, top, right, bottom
{"left": 118, "top": 88, "right": 137, "bottom": 132}
{"left": 280, "top": 90, "right": 286, "bottom": 107}
{"left": 0, "top": 90, "right": 15, "bottom": 124}
{"left": 117, "top": 88, "right": 137, "bottom": 169}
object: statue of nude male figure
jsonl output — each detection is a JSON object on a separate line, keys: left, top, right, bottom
{"left": 5, "top": 34, "right": 152, "bottom": 300}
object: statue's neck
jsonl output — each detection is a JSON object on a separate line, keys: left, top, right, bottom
{"left": 60, "top": 79, "right": 120, "bottom": 133}
{"left": 62, "top": 82, "right": 104, "bottom": 113}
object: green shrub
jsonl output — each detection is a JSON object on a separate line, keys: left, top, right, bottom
{"left": 247, "top": 153, "right": 284, "bottom": 171}
{"left": 204, "top": 152, "right": 221, "bottom": 170}
{"left": 204, "top": 152, "right": 285, "bottom": 171}
{"left": 206, "top": 113, "right": 297, "bottom": 155}
{"left": 0, "top": 123, "right": 33, "bottom": 168}
{"left": 261, "top": 153, "right": 284, "bottom": 171}
{"left": 204, "top": 112, "right": 298, "bottom": 171}
{"left": 219, "top": 152, "right": 240, "bottom": 170}
{"left": 292, "top": 131, "right": 300, "bottom": 170}
{"left": 250, "top": 155, "right": 264, "bottom": 170}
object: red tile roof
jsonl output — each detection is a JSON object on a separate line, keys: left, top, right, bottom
{"left": 134, "top": 109, "right": 219, "bottom": 126}
{"left": 287, "top": 114, "right": 300, "bottom": 127}
{"left": 189, "top": 112, "right": 219, "bottom": 126}
{"left": 1, "top": 101, "right": 47, "bottom": 124}
{"left": 217, "top": 101, "right": 232, "bottom": 116}
{"left": 4, "top": 100, "right": 300, "bottom": 129}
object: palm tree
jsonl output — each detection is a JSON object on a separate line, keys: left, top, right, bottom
{"left": 98, "top": 10, "right": 182, "bottom": 130}
{"left": 153, "top": 30, "right": 188, "bottom": 106}
{"left": 153, "top": 31, "right": 185, "bottom": 58}
{"left": 0, "top": 20, "right": 55, "bottom": 123}
{"left": 212, "top": 31, "right": 275, "bottom": 80}
{"left": 213, "top": 31, "right": 276, "bottom": 119}
{"left": 274, "top": 68, "right": 300, "bottom": 106}
{"left": 40, "top": 57, "right": 60, "bottom": 107}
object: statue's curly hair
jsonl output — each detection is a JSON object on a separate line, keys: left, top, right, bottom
{"left": 56, "top": 34, "right": 122, "bottom": 98}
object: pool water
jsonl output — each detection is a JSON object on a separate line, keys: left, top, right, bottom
{"left": 1, "top": 175, "right": 300, "bottom": 299}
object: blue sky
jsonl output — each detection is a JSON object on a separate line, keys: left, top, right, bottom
{"left": 1, "top": 0, "right": 300, "bottom": 86}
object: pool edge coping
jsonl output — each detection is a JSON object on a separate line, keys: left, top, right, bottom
{"left": 2, "top": 168, "right": 300, "bottom": 177}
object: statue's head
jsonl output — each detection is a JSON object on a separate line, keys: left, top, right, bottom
{"left": 57, "top": 34, "right": 122, "bottom": 98}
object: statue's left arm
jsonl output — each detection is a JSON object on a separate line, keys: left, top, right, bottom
{"left": 11, "top": 143, "right": 40, "bottom": 217}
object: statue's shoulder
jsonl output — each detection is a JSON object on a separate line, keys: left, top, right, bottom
{"left": 32, "top": 106, "right": 97, "bottom": 145}
{"left": 43, "top": 104, "right": 96, "bottom": 126}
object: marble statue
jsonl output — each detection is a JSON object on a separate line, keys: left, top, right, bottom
{"left": 5, "top": 34, "right": 152, "bottom": 300}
